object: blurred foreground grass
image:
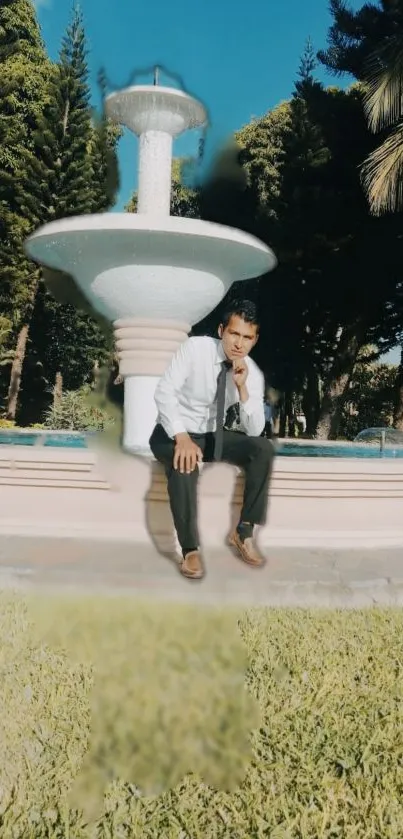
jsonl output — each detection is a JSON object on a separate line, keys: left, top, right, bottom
{"left": 2, "top": 595, "right": 403, "bottom": 837}
{"left": 27, "top": 596, "right": 257, "bottom": 821}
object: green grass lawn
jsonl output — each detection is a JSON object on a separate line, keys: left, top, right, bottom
{"left": 1, "top": 594, "right": 403, "bottom": 837}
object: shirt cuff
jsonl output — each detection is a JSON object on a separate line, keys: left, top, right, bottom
{"left": 169, "top": 420, "right": 188, "bottom": 438}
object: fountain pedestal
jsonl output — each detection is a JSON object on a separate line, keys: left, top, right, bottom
{"left": 137, "top": 131, "right": 172, "bottom": 215}
{"left": 114, "top": 317, "right": 190, "bottom": 454}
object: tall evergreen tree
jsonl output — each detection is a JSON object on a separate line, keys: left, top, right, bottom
{"left": 90, "top": 68, "right": 122, "bottom": 213}
{"left": 0, "top": 0, "right": 50, "bottom": 418}
{"left": 18, "top": 6, "right": 120, "bottom": 424}
{"left": 318, "top": 0, "right": 403, "bottom": 80}
{"left": 22, "top": 5, "right": 94, "bottom": 225}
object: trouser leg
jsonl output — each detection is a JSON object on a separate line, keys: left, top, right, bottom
{"left": 149, "top": 424, "right": 205, "bottom": 551}
{"left": 221, "top": 431, "right": 274, "bottom": 525}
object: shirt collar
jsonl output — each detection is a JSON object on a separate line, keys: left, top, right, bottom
{"left": 215, "top": 340, "right": 227, "bottom": 365}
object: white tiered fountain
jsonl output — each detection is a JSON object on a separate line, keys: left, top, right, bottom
{"left": 25, "top": 77, "right": 277, "bottom": 456}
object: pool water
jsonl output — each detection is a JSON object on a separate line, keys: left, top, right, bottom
{"left": 1, "top": 432, "right": 403, "bottom": 458}
{"left": 0, "top": 432, "right": 87, "bottom": 448}
{"left": 277, "top": 442, "right": 403, "bottom": 458}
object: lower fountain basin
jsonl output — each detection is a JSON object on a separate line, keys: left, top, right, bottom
{"left": 0, "top": 441, "right": 402, "bottom": 550}
{"left": 25, "top": 213, "right": 276, "bottom": 323}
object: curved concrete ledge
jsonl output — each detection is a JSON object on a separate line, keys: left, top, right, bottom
{"left": 0, "top": 446, "right": 401, "bottom": 550}
{"left": 0, "top": 446, "right": 110, "bottom": 490}
{"left": 145, "top": 457, "right": 403, "bottom": 551}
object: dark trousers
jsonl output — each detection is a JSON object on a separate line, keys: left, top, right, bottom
{"left": 149, "top": 423, "right": 274, "bottom": 551}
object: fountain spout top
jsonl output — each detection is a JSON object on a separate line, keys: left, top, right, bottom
{"left": 105, "top": 84, "right": 207, "bottom": 138}
{"left": 105, "top": 83, "right": 207, "bottom": 216}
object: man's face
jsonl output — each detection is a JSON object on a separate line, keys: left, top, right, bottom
{"left": 218, "top": 315, "right": 259, "bottom": 362}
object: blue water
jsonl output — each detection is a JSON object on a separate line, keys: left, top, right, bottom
{"left": 44, "top": 434, "right": 87, "bottom": 448}
{"left": 277, "top": 442, "right": 403, "bottom": 459}
{"left": 0, "top": 432, "right": 87, "bottom": 448}
{"left": 2, "top": 431, "right": 403, "bottom": 458}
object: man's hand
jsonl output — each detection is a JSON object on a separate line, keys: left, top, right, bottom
{"left": 232, "top": 360, "right": 249, "bottom": 403}
{"left": 232, "top": 359, "right": 248, "bottom": 389}
{"left": 174, "top": 433, "right": 203, "bottom": 474}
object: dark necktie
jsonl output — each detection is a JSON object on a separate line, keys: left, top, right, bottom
{"left": 213, "top": 360, "right": 232, "bottom": 461}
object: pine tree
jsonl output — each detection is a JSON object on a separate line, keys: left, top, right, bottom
{"left": 18, "top": 6, "right": 120, "bottom": 423}
{"left": 90, "top": 68, "right": 121, "bottom": 213}
{"left": 318, "top": 0, "right": 403, "bottom": 80}
{"left": 0, "top": 0, "right": 50, "bottom": 418}
{"left": 22, "top": 6, "right": 94, "bottom": 224}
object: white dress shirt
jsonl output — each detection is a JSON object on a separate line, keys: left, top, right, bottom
{"left": 154, "top": 336, "right": 265, "bottom": 439}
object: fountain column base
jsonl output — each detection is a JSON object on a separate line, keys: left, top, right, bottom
{"left": 114, "top": 318, "right": 190, "bottom": 456}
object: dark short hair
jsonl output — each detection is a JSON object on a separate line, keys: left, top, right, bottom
{"left": 221, "top": 299, "right": 260, "bottom": 331}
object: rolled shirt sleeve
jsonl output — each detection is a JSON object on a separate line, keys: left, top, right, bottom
{"left": 239, "top": 368, "right": 265, "bottom": 437}
{"left": 154, "top": 339, "right": 193, "bottom": 439}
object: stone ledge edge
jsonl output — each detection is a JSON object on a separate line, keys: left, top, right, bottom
{"left": 0, "top": 520, "right": 402, "bottom": 549}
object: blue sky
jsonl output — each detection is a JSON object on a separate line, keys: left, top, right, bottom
{"left": 34, "top": 0, "right": 399, "bottom": 363}
{"left": 35, "top": 0, "right": 364, "bottom": 213}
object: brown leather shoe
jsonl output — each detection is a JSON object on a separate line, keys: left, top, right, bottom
{"left": 228, "top": 530, "right": 266, "bottom": 568}
{"left": 179, "top": 550, "right": 205, "bottom": 580}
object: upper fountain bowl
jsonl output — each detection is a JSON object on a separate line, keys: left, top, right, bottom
{"left": 25, "top": 213, "right": 276, "bottom": 324}
{"left": 105, "top": 85, "right": 207, "bottom": 136}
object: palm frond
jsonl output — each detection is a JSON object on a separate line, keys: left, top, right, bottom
{"left": 361, "top": 121, "right": 403, "bottom": 215}
{"left": 363, "top": 42, "right": 403, "bottom": 132}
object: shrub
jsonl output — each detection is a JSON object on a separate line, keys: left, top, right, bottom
{"left": 44, "top": 385, "right": 115, "bottom": 432}
{"left": 0, "top": 419, "right": 15, "bottom": 429}
{"left": 340, "top": 361, "right": 396, "bottom": 439}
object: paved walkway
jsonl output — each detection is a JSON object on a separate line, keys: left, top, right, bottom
{"left": 0, "top": 535, "right": 402, "bottom": 607}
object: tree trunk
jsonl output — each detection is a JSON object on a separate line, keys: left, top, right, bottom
{"left": 303, "top": 369, "right": 320, "bottom": 437}
{"left": 315, "top": 325, "right": 362, "bottom": 440}
{"left": 279, "top": 400, "right": 286, "bottom": 437}
{"left": 53, "top": 371, "right": 63, "bottom": 408}
{"left": 92, "top": 360, "right": 100, "bottom": 387}
{"left": 284, "top": 391, "right": 296, "bottom": 438}
{"left": 6, "top": 280, "right": 39, "bottom": 421}
{"left": 393, "top": 346, "right": 403, "bottom": 430}
{"left": 6, "top": 323, "right": 30, "bottom": 421}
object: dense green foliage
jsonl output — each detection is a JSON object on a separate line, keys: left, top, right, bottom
{"left": 0, "top": 2, "right": 119, "bottom": 424}
{"left": 0, "top": 1, "right": 402, "bottom": 438}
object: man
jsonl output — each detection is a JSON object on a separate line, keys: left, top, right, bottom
{"left": 149, "top": 299, "right": 274, "bottom": 580}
